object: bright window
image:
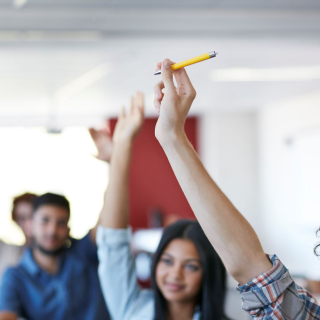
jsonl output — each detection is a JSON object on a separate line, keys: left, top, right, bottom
{"left": 0, "top": 127, "right": 108, "bottom": 245}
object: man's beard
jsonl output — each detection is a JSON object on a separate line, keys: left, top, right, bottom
{"left": 34, "top": 242, "right": 67, "bottom": 257}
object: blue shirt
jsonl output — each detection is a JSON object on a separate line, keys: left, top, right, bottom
{"left": 97, "top": 226, "right": 201, "bottom": 320}
{"left": 0, "top": 233, "right": 110, "bottom": 320}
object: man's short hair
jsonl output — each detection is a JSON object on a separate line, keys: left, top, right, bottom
{"left": 12, "top": 192, "right": 37, "bottom": 222}
{"left": 33, "top": 193, "right": 70, "bottom": 216}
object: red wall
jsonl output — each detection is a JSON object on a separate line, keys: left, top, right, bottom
{"left": 110, "top": 117, "right": 198, "bottom": 230}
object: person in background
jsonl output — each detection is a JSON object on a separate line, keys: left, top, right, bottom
{"left": 0, "top": 193, "right": 36, "bottom": 279}
{"left": 0, "top": 134, "right": 113, "bottom": 320}
{"left": 12, "top": 193, "right": 37, "bottom": 247}
{"left": 153, "top": 58, "right": 320, "bottom": 318}
{"left": 96, "top": 92, "right": 231, "bottom": 320}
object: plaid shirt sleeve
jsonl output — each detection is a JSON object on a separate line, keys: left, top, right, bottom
{"left": 236, "top": 254, "right": 320, "bottom": 319}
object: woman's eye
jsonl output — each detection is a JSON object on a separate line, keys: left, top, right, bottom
{"left": 161, "top": 258, "right": 173, "bottom": 265}
{"left": 185, "top": 264, "right": 200, "bottom": 271}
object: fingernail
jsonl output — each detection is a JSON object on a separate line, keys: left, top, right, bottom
{"left": 164, "top": 60, "right": 171, "bottom": 69}
{"left": 156, "top": 92, "right": 161, "bottom": 98}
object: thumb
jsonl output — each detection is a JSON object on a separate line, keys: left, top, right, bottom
{"left": 161, "top": 59, "right": 176, "bottom": 96}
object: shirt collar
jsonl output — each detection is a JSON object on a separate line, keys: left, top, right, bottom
{"left": 20, "top": 248, "right": 66, "bottom": 277}
{"left": 193, "top": 311, "right": 201, "bottom": 320}
{"left": 20, "top": 248, "right": 42, "bottom": 276}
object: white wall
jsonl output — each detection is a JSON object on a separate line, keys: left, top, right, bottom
{"left": 196, "top": 93, "right": 320, "bottom": 316}
{"left": 199, "top": 112, "right": 261, "bottom": 234}
{"left": 199, "top": 112, "right": 258, "bottom": 320}
{"left": 259, "top": 91, "right": 320, "bottom": 278}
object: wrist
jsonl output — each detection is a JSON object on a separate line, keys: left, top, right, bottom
{"left": 110, "top": 139, "right": 133, "bottom": 166}
{"left": 113, "top": 135, "right": 135, "bottom": 148}
{"left": 111, "top": 135, "right": 133, "bottom": 156}
{"left": 156, "top": 127, "right": 187, "bottom": 149}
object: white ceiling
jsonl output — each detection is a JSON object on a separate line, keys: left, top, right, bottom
{"left": 0, "top": 1, "right": 319, "bottom": 127}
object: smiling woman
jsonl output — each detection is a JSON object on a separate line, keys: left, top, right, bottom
{"left": 151, "top": 221, "right": 228, "bottom": 320}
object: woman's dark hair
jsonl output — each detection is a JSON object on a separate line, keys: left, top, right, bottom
{"left": 151, "top": 219, "right": 228, "bottom": 320}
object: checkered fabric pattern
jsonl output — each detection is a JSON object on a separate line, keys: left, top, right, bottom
{"left": 237, "top": 254, "right": 320, "bottom": 319}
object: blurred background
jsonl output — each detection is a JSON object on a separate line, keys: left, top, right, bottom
{"left": 1, "top": 0, "right": 320, "bottom": 318}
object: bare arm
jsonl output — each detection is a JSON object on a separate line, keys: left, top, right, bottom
{"left": 88, "top": 121, "right": 113, "bottom": 242}
{"left": 153, "top": 60, "right": 271, "bottom": 285}
{"left": 0, "top": 312, "right": 17, "bottom": 320}
{"left": 98, "top": 92, "right": 144, "bottom": 229}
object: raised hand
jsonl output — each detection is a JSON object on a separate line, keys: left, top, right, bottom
{"left": 153, "top": 59, "right": 196, "bottom": 142}
{"left": 113, "top": 92, "right": 145, "bottom": 144}
{"left": 98, "top": 92, "right": 144, "bottom": 231}
{"left": 153, "top": 59, "right": 272, "bottom": 286}
{"left": 89, "top": 121, "right": 113, "bottom": 163}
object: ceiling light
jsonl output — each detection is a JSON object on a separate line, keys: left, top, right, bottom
{"left": 13, "top": 0, "right": 28, "bottom": 8}
{"left": 210, "top": 66, "right": 320, "bottom": 82}
{"left": 55, "top": 63, "right": 111, "bottom": 102}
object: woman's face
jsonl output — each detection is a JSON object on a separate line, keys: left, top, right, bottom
{"left": 156, "top": 238, "right": 203, "bottom": 303}
{"left": 14, "top": 201, "right": 33, "bottom": 243}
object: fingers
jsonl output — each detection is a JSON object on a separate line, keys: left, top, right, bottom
{"left": 155, "top": 61, "right": 162, "bottom": 72}
{"left": 130, "top": 96, "right": 135, "bottom": 115}
{"left": 101, "top": 127, "right": 111, "bottom": 137}
{"left": 132, "top": 92, "right": 145, "bottom": 126}
{"left": 155, "top": 59, "right": 196, "bottom": 101}
{"left": 155, "top": 61, "right": 175, "bottom": 72}
{"left": 119, "top": 106, "right": 126, "bottom": 119}
{"left": 128, "top": 93, "right": 144, "bottom": 123}
{"left": 89, "top": 128, "right": 97, "bottom": 140}
{"left": 104, "top": 120, "right": 111, "bottom": 135}
{"left": 135, "top": 91, "right": 144, "bottom": 113}
{"left": 173, "top": 68, "right": 195, "bottom": 95}
{"left": 119, "top": 91, "right": 145, "bottom": 122}
{"left": 154, "top": 81, "right": 164, "bottom": 99}
{"left": 153, "top": 81, "right": 164, "bottom": 113}
{"left": 161, "top": 59, "right": 176, "bottom": 96}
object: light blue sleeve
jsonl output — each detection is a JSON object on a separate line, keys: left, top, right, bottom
{"left": 0, "top": 268, "right": 21, "bottom": 315}
{"left": 97, "top": 226, "right": 141, "bottom": 320}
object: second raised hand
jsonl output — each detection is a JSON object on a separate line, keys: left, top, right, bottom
{"left": 113, "top": 92, "right": 145, "bottom": 144}
{"left": 89, "top": 121, "right": 113, "bottom": 163}
{"left": 99, "top": 91, "right": 145, "bottom": 230}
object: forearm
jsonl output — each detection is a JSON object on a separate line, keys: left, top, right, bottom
{"left": 99, "top": 139, "right": 132, "bottom": 229}
{"left": 159, "top": 131, "right": 271, "bottom": 284}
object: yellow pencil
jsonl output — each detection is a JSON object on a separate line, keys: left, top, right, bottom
{"left": 154, "top": 51, "right": 217, "bottom": 75}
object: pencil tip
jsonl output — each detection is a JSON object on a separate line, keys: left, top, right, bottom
{"left": 154, "top": 70, "right": 161, "bottom": 75}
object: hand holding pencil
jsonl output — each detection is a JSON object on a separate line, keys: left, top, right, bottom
{"left": 153, "top": 58, "right": 197, "bottom": 142}
{"left": 154, "top": 51, "right": 217, "bottom": 75}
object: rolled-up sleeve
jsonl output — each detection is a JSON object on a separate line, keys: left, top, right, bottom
{"left": 237, "top": 254, "right": 320, "bottom": 319}
{"left": 97, "top": 226, "right": 141, "bottom": 320}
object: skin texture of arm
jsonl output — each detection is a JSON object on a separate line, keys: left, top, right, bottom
{"left": 98, "top": 92, "right": 144, "bottom": 229}
{"left": 88, "top": 121, "right": 113, "bottom": 243}
{"left": 153, "top": 59, "right": 272, "bottom": 285}
{"left": 89, "top": 93, "right": 144, "bottom": 238}
{"left": 0, "top": 312, "right": 17, "bottom": 320}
